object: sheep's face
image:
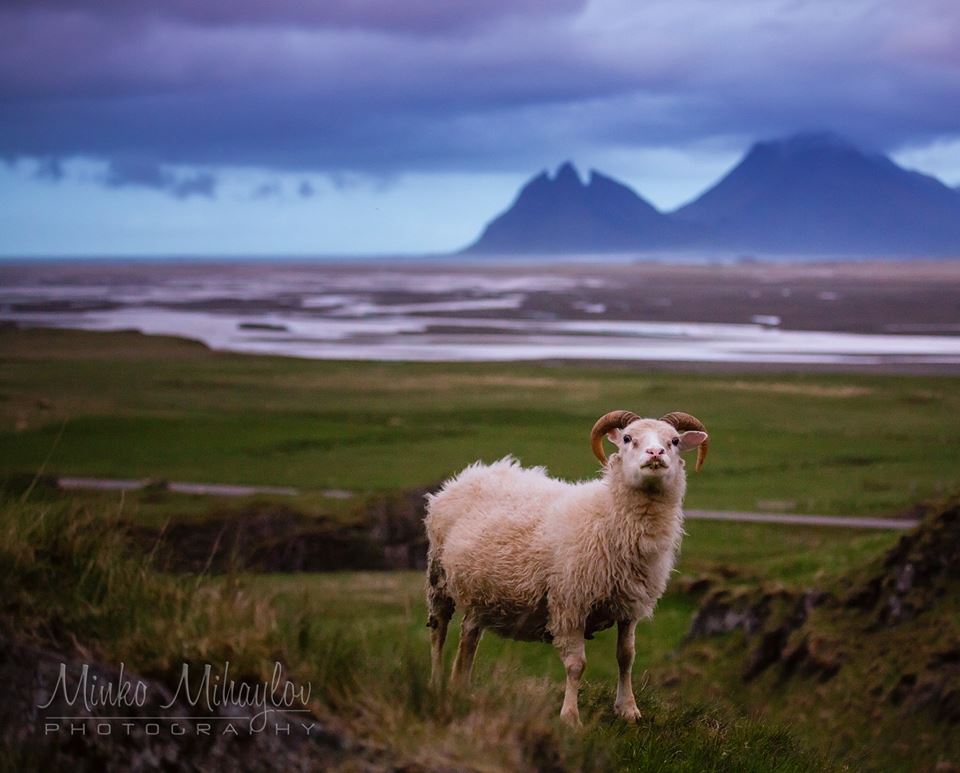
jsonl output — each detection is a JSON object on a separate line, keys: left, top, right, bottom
{"left": 607, "top": 419, "right": 708, "bottom": 490}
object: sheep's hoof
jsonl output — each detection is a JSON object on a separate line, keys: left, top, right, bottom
{"left": 615, "top": 704, "right": 642, "bottom": 723}
{"left": 559, "top": 708, "right": 583, "bottom": 728}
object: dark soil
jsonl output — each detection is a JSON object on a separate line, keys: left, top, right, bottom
{"left": 127, "top": 488, "right": 435, "bottom": 574}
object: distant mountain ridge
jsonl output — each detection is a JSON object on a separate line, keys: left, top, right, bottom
{"left": 463, "top": 132, "right": 960, "bottom": 257}
{"left": 466, "top": 162, "right": 684, "bottom": 254}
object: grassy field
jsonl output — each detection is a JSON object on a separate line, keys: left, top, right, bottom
{"left": 258, "top": 514, "right": 893, "bottom": 687}
{"left": 3, "top": 326, "right": 960, "bottom": 515}
{"left": 3, "top": 325, "right": 959, "bottom": 770}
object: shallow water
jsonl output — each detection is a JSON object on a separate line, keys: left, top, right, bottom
{"left": 2, "top": 260, "right": 960, "bottom": 368}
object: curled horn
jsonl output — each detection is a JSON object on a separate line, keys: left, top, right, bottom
{"left": 660, "top": 411, "right": 710, "bottom": 472}
{"left": 590, "top": 410, "right": 640, "bottom": 464}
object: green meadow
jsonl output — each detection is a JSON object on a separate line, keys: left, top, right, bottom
{"left": 3, "top": 326, "right": 959, "bottom": 515}
{"left": 3, "top": 326, "right": 960, "bottom": 770}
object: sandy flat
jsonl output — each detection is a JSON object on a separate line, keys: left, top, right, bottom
{"left": 2, "top": 257, "right": 959, "bottom": 372}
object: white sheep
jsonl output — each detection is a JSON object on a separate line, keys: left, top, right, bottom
{"left": 424, "top": 410, "right": 709, "bottom": 725}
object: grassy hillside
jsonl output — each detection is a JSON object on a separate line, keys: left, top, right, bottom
{"left": 3, "top": 326, "right": 959, "bottom": 769}
{"left": 4, "top": 489, "right": 948, "bottom": 770}
{"left": 0, "top": 495, "right": 826, "bottom": 771}
{"left": 656, "top": 496, "right": 960, "bottom": 771}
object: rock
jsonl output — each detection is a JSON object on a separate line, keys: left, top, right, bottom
{"left": 866, "top": 500, "right": 960, "bottom": 626}
{"left": 743, "top": 627, "right": 791, "bottom": 681}
{"left": 688, "top": 582, "right": 837, "bottom": 683}
{"left": 676, "top": 574, "right": 713, "bottom": 597}
{"left": 779, "top": 634, "right": 843, "bottom": 682}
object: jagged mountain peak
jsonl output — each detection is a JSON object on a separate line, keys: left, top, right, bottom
{"left": 552, "top": 161, "right": 583, "bottom": 186}
{"left": 463, "top": 162, "right": 672, "bottom": 254}
{"left": 463, "top": 134, "right": 960, "bottom": 257}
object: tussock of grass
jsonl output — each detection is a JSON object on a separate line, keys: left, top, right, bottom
{"left": 0, "top": 496, "right": 280, "bottom": 677}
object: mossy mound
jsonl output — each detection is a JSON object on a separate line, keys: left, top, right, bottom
{"left": 673, "top": 496, "right": 960, "bottom": 770}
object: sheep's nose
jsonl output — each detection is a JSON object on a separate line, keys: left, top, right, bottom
{"left": 645, "top": 446, "right": 666, "bottom": 457}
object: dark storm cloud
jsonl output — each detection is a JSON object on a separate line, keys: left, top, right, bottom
{"left": 1, "top": 0, "right": 958, "bottom": 181}
{"left": 0, "top": 0, "right": 584, "bottom": 36}
{"left": 103, "top": 156, "right": 217, "bottom": 198}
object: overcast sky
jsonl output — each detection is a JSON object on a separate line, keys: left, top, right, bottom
{"left": 2, "top": 0, "right": 959, "bottom": 256}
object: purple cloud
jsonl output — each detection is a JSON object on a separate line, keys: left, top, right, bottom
{"left": 1, "top": 0, "right": 958, "bottom": 183}
{"left": 1, "top": 0, "right": 584, "bottom": 35}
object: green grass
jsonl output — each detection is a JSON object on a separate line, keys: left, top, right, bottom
{"left": 3, "top": 327, "right": 960, "bottom": 515}
{"left": 258, "top": 512, "right": 901, "bottom": 685}
{"left": 260, "top": 570, "right": 696, "bottom": 685}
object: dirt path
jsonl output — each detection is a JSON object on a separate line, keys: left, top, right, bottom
{"left": 56, "top": 476, "right": 919, "bottom": 530}
{"left": 58, "top": 476, "right": 299, "bottom": 497}
{"left": 685, "top": 508, "right": 918, "bottom": 529}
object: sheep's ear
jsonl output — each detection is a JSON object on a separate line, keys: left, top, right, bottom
{"left": 678, "top": 431, "right": 708, "bottom": 452}
{"left": 606, "top": 427, "right": 623, "bottom": 444}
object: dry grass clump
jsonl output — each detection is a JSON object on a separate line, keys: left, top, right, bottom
{"left": 0, "top": 496, "right": 281, "bottom": 679}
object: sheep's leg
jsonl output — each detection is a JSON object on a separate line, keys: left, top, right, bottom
{"left": 428, "top": 613, "right": 451, "bottom": 688}
{"left": 614, "top": 619, "right": 642, "bottom": 722}
{"left": 556, "top": 632, "right": 586, "bottom": 727}
{"left": 426, "top": 550, "right": 455, "bottom": 688}
{"left": 450, "top": 616, "right": 483, "bottom": 686}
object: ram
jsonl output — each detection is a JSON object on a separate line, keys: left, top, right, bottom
{"left": 424, "top": 410, "right": 709, "bottom": 725}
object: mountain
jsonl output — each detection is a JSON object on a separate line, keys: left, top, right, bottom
{"left": 463, "top": 134, "right": 960, "bottom": 257}
{"left": 463, "top": 162, "right": 681, "bottom": 254}
{"left": 674, "top": 132, "right": 960, "bottom": 255}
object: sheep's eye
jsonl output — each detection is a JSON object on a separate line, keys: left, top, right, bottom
{"left": 671, "top": 437, "right": 680, "bottom": 446}
{"left": 622, "top": 435, "right": 632, "bottom": 444}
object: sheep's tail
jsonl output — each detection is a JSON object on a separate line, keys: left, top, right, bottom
{"left": 426, "top": 546, "right": 455, "bottom": 628}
